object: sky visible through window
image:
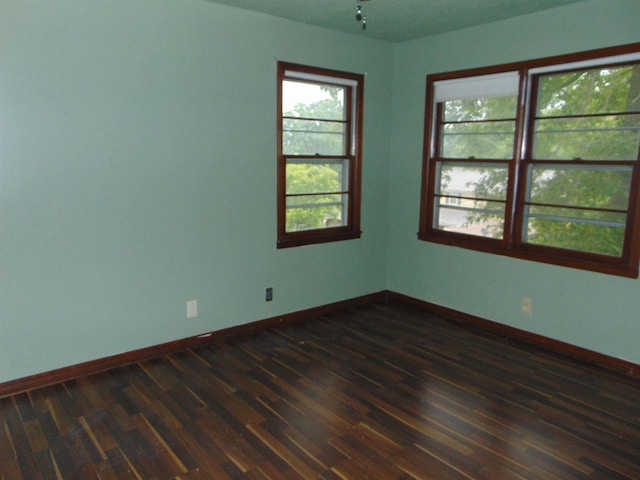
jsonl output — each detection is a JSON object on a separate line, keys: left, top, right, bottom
{"left": 283, "top": 81, "right": 333, "bottom": 113}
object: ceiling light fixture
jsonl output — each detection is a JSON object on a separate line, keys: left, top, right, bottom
{"left": 355, "top": 0, "right": 370, "bottom": 31}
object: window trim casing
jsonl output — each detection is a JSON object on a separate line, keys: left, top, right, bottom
{"left": 418, "top": 43, "right": 640, "bottom": 278}
{"left": 277, "top": 62, "right": 364, "bottom": 249}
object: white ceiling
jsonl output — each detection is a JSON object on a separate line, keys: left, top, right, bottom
{"left": 205, "top": 0, "right": 589, "bottom": 42}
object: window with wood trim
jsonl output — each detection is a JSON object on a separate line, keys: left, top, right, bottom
{"left": 419, "top": 43, "right": 640, "bottom": 277}
{"left": 277, "top": 62, "right": 364, "bottom": 248}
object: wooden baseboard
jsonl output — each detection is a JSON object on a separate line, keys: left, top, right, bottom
{"left": 387, "top": 291, "right": 639, "bottom": 380}
{"left": 0, "top": 291, "right": 388, "bottom": 398}
{"left": 2, "top": 288, "right": 636, "bottom": 398}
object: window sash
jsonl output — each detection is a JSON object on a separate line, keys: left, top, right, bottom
{"left": 284, "top": 157, "right": 350, "bottom": 232}
{"left": 435, "top": 89, "right": 519, "bottom": 160}
{"left": 431, "top": 160, "right": 509, "bottom": 239}
{"left": 531, "top": 115, "right": 640, "bottom": 161}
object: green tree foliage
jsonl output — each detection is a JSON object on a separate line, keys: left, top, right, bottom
{"left": 440, "top": 96, "right": 516, "bottom": 238}
{"left": 285, "top": 163, "right": 343, "bottom": 231}
{"left": 526, "top": 65, "right": 639, "bottom": 255}
{"left": 283, "top": 84, "right": 347, "bottom": 231}
{"left": 283, "top": 85, "right": 345, "bottom": 155}
{"left": 442, "top": 96, "right": 517, "bottom": 160}
{"left": 525, "top": 167, "right": 630, "bottom": 255}
{"left": 534, "top": 66, "right": 640, "bottom": 160}
{"left": 445, "top": 64, "right": 640, "bottom": 255}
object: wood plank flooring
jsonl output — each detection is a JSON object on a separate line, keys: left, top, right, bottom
{"left": 1, "top": 301, "right": 639, "bottom": 479}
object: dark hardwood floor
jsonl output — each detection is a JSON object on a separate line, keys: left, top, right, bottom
{"left": 2, "top": 301, "right": 640, "bottom": 479}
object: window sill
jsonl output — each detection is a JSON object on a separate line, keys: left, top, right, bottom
{"left": 278, "top": 230, "right": 362, "bottom": 249}
{"left": 417, "top": 232, "right": 639, "bottom": 279}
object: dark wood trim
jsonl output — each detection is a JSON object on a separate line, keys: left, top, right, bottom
{"left": 277, "top": 229, "right": 362, "bottom": 249}
{"left": 0, "top": 291, "right": 388, "bottom": 399}
{"left": 418, "top": 42, "right": 640, "bottom": 279}
{"left": 3, "top": 300, "right": 639, "bottom": 480}
{"left": 423, "top": 42, "right": 640, "bottom": 84}
{"left": 2, "top": 288, "right": 636, "bottom": 398}
{"left": 387, "top": 291, "right": 640, "bottom": 380}
{"left": 276, "top": 61, "right": 365, "bottom": 249}
{"left": 416, "top": 232, "right": 640, "bottom": 278}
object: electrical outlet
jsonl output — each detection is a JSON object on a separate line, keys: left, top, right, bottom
{"left": 265, "top": 287, "right": 273, "bottom": 302}
{"left": 186, "top": 300, "right": 198, "bottom": 318}
{"left": 521, "top": 297, "right": 532, "bottom": 315}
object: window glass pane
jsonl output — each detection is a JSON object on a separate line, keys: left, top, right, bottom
{"left": 282, "top": 81, "right": 346, "bottom": 120}
{"left": 527, "top": 205, "right": 626, "bottom": 224}
{"left": 434, "top": 162, "right": 508, "bottom": 238}
{"left": 436, "top": 163, "right": 508, "bottom": 201}
{"left": 286, "top": 194, "right": 347, "bottom": 232}
{"left": 442, "top": 121, "right": 516, "bottom": 159}
{"left": 523, "top": 206, "right": 626, "bottom": 256}
{"left": 536, "top": 65, "right": 640, "bottom": 117}
{"left": 533, "top": 115, "right": 640, "bottom": 160}
{"left": 434, "top": 200, "right": 505, "bottom": 239}
{"left": 440, "top": 96, "right": 517, "bottom": 159}
{"left": 443, "top": 96, "right": 517, "bottom": 122}
{"left": 533, "top": 64, "right": 640, "bottom": 161}
{"left": 523, "top": 165, "right": 631, "bottom": 256}
{"left": 283, "top": 119, "right": 346, "bottom": 155}
{"left": 527, "top": 165, "right": 632, "bottom": 210}
{"left": 285, "top": 160, "right": 347, "bottom": 195}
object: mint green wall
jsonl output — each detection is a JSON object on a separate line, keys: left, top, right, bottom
{"left": 388, "top": 0, "right": 640, "bottom": 364}
{"left": 0, "top": 0, "right": 392, "bottom": 383}
{"left": 2, "top": 0, "right": 639, "bottom": 385}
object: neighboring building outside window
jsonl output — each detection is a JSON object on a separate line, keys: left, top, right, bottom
{"left": 419, "top": 43, "right": 640, "bottom": 277}
{"left": 277, "top": 62, "right": 364, "bottom": 248}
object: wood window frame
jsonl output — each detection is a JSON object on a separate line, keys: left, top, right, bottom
{"left": 277, "top": 62, "right": 364, "bottom": 249}
{"left": 418, "top": 43, "right": 640, "bottom": 278}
